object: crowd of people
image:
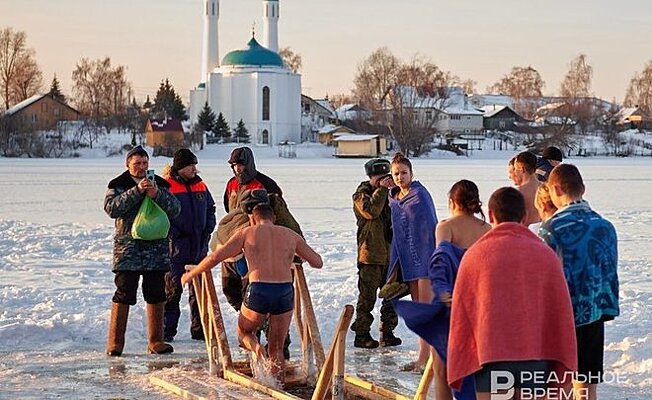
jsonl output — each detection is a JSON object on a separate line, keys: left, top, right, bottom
{"left": 102, "top": 144, "right": 619, "bottom": 399}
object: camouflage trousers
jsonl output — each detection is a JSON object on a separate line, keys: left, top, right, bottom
{"left": 350, "top": 263, "right": 398, "bottom": 334}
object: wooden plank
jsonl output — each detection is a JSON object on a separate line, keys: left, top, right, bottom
{"left": 311, "top": 305, "right": 354, "bottom": 400}
{"left": 344, "top": 375, "right": 412, "bottom": 400}
{"left": 413, "top": 355, "right": 433, "bottom": 400}
{"left": 223, "top": 369, "right": 303, "bottom": 400}
{"left": 149, "top": 376, "right": 208, "bottom": 400}
{"left": 294, "top": 265, "right": 326, "bottom": 369}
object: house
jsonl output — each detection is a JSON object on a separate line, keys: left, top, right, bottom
{"left": 434, "top": 88, "right": 484, "bottom": 135}
{"left": 334, "top": 104, "right": 371, "bottom": 123}
{"left": 333, "top": 134, "right": 387, "bottom": 158}
{"left": 2, "top": 94, "right": 80, "bottom": 132}
{"left": 145, "top": 118, "right": 185, "bottom": 156}
{"left": 318, "top": 124, "right": 355, "bottom": 145}
{"left": 615, "top": 107, "right": 652, "bottom": 130}
{"left": 301, "top": 95, "right": 335, "bottom": 142}
{"left": 481, "top": 105, "right": 522, "bottom": 131}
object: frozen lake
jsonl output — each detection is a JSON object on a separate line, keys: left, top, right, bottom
{"left": 0, "top": 152, "right": 651, "bottom": 399}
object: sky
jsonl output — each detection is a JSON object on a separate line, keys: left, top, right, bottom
{"left": 2, "top": 0, "right": 651, "bottom": 105}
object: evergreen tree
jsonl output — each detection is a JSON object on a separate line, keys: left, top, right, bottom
{"left": 152, "top": 78, "right": 188, "bottom": 120}
{"left": 49, "top": 74, "right": 66, "bottom": 103}
{"left": 197, "top": 102, "right": 216, "bottom": 133}
{"left": 234, "top": 119, "right": 250, "bottom": 143}
{"left": 142, "top": 95, "right": 153, "bottom": 111}
{"left": 212, "top": 112, "right": 231, "bottom": 142}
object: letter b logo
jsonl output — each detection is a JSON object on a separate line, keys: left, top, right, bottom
{"left": 491, "top": 371, "right": 515, "bottom": 400}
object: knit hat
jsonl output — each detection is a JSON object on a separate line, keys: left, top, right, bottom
{"left": 364, "top": 158, "right": 390, "bottom": 177}
{"left": 172, "top": 148, "right": 198, "bottom": 171}
{"left": 542, "top": 146, "right": 563, "bottom": 162}
{"left": 126, "top": 145, "right": 148, "bottom": 160}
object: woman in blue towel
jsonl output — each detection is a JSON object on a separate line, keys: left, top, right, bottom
{"left": 387, "top": 152, "right": 438, "bottom": 371}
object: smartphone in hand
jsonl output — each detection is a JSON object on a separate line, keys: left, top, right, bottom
{"left": 146, "top": 169, "right": 155, "bottom": 183}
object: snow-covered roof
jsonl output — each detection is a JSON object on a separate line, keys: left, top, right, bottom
{"left": 480, "top": 105, "right": 507, "bottom": 118}
{"left": 3, "top": 94, "right": 45, "bottom": 116}
{"left": 333, "top": 134, "right": 378, "bottom": 142}
{"left": 318, "top": 124, "right": 354, "bottom": 134}
{"left": 148, "top": 118, "right": 184, "bottom": 132}
{"left": 315, "top": 99, "right": 335, "bottom": 114}
{"left": 617, "top": 107, "right": 640, "bottom": 119}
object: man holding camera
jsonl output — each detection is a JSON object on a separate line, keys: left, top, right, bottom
{"left": 104, "top": 145, "right": 180, "bottom": 356}
{"left": 350, "top": 158, "right": 401, "bottom": 348}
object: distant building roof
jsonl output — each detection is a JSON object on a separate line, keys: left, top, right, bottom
{"left": 3, "top": 94, "right": 43, "bottom": 116}
{"left": 148, "top": 118, "right": 184, "bottom": 132}
{"left": 480, "top": 105, "right": 507, "bottom": 118}
{"left": 333, "top": 134, "right": 378, "bottom": 142}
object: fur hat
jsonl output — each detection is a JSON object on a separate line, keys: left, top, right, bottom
{"left": 241, "top": 189, "right": 269, "bottom": 214}
{"left": 364, "top": 158, "right": 390, "bottom": 177}
{"left": 172, "top": 148, "right": 198, "bottom": 171}
{"left": 126, "top": 145, "right": 148, "bottom": 160}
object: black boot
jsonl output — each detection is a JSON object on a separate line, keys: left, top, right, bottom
{"left": 354, "top": 332, "right": 379, "bottom": 349}
{"left": 380, "top": 331, "right": 402, "bottom": 347}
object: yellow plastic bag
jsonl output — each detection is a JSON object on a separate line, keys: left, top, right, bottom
{"left": 131, "top": 197, "right": 170, "bottom": 240}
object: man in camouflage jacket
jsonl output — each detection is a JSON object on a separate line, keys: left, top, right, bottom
{"left": 103, "top": 145, "right": 181, "bottom": 356}
{"left": 350, "top": 158, "right": 401, "bottom": 349}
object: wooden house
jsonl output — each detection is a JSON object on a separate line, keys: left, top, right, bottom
{"left": 333, "top": 134, "right": 387, "bottom": 157}
{"left": 2, "top": 94, "right": 80, "bottom": 132}
{"left": 145, "top": 118, "right": 185, "bottom": 156}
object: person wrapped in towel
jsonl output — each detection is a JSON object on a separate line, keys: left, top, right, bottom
{"left": 386, "top": 152, "right": 438, "bottom": 371}
{"left": 447, "top": 187, "right": 577, "bottom": 399}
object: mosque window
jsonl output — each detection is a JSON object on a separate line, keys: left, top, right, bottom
{"left": 262, "top": 129, "right": 269, "bottom": 145}
{"left": 212, "top": 2, "right": 215, "bottom": 16}
{"left": 263, "top": 86, "right": 270, "bottom": 120}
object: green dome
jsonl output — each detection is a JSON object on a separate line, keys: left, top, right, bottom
{"left": 221, "top": 37, "right": 284, "bottom": 67}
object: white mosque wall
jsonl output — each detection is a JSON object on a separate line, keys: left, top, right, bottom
{"left": 189, "top": 88, "right": 207, "bottom": 124}
{"left": 206, "top": 67, "right": 301, "bottom": 145}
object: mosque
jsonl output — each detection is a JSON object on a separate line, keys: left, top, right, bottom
{"left": 188, "top": 0, "right": 302, "bottom": 145}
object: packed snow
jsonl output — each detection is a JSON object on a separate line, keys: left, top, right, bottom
{"left": 0, "top": 144, "right": 651, "bottom": 399}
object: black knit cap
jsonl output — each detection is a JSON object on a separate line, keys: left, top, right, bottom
{"left": 172, "top": 148, "right": 198, "bottom": 171}
{"left": 241, "top": 189, "right": 269, "bottom": 214}
{"left": 126, "top": 145, "right": 148, "bottom": 160}
{"left": 542, "top": 146, "right": 563, "bottom": 162}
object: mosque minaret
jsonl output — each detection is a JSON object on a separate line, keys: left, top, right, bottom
{"left": 262, "top": 0, "right": 279, "bottom": 53}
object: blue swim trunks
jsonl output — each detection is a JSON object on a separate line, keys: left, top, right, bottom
{"left": 243, "top": 282, "right": 294, "bottom": 315}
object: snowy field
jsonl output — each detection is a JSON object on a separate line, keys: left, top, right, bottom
{"left": 0, "top": 146, "right": 651, "bottom": 399}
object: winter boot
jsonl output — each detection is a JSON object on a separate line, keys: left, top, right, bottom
{"left": 147, "top": 303, "right": 174, "bottom": 354}
{"left": 380, "top": 331, "right": 402, "bottom": 347}
{"left": 354, "top": 332, "right": 379, "bottom": 349}
{"left": 106, "top": 302, "right": 130, "bottom": 356}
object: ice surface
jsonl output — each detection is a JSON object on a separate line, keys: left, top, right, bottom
{"left": 0, "top": 148, "right": 651, "bottom": 399}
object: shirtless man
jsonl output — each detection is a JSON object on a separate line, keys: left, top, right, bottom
{"left": 513, "top": 151, "right": 541, "bottom": 226}
{"left": 182, "top": 203, "right": 322, "bottom": 381}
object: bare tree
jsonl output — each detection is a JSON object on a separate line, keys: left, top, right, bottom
{"left": 460, "top": 78, "right": 477, "bottom": 95}
{"left": 0, "top": 27, "right": 43, "bottom": 110}
{"left": 560, "top": 54, "right": 592, "bottom": 98}
{"left": 353, "top": 47, "right": 400, "bottom": 110}
{"left": 624, "top": 60, "right": 652, "bottom": 115}
{"left": 386, "top": 56, "right": 455, "bottom": 156}
{"left": 488, "top": 65, "right": 545, "bottom": 98}
{"left": 279, "top": 47, "right": 302, "bottom": 73}
{"left": 559, "top": 54, "right": 594, "bottom": 134}
{"left": 72, "top": 57, "right": 131, "bottom": 131}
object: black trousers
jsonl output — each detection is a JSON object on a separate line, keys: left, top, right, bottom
{"left": 112, "top": 270, "right": 166, "bottom": 305}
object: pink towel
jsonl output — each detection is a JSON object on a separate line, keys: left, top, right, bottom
{"left": 448, "top": 222, "right": 577, "bottom": 389}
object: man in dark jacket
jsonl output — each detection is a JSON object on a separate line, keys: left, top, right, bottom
{"left": 350, "top": 158, "right": 401, "bottom": 348}
{"left": 104, "top": 145, "right": 181, "bottom": 356}
{"left": 164, "top": 148, "right": 216, "bottom": 342}
{"left": 221, "top": 147, "right": 284, "bottom": 309}
{"left": 536, "top": 146, "right": 563, "bottom": 182}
